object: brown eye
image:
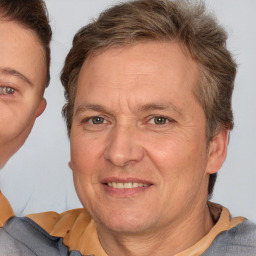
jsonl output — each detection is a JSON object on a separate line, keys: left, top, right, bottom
{"left": 0, "top": 86, "right": 15, "bottom": 95}
{"left": 153, "top": 116, "right": 168, "bottom": 125}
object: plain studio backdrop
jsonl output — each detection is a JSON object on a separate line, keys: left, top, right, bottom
{"left": 0, "top": 0, "right": 255, "bottom": 220}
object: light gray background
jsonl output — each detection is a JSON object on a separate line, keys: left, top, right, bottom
{"left": 0, "top": 0, "right": 255, "bottom": 220}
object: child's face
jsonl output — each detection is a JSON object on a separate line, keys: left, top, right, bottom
{"left": 0, "top": 19, "right": 47, "bottom": 168}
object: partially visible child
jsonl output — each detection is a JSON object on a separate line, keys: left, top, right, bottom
{"left": 0, "top": 0, "right": 52, "bottom": 226}
{"left": 0, "top": 0, "right": 52, "bottom": 169}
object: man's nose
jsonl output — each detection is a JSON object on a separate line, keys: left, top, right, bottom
{"left": 103, "top": 125, "right": 144, "bottom": 167}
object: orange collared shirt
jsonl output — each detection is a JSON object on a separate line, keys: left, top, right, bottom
{"left": 0, "top": 191, "right": 246, "bottom": 255}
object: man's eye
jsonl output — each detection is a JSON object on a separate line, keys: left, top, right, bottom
{"left": 90, "top": 116, "right": 105, "bottom": 124}
{"left": 149, "top": 116, "right": 170, "bottom": 125}
{"left": 0, "top": 86, "right": 15, "bottom": 95}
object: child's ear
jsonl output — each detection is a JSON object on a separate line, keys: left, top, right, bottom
{"left": 36, "top": 98, "right": 47, "bottom": 117}
{"left": 68, "top": 161, "right": 73, "bottom": 170}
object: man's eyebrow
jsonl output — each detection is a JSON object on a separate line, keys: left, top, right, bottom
{"left": 138, "top": 103, "right": 182, "bottom": 115}
{"left": 75, "top": 104, "right": 111, "bottom": 116}
{"left": 0, "top": 68, "right": 33, "bottom": 86}
{"left": 75, "top": 102, "right": 182, "bottom": 116}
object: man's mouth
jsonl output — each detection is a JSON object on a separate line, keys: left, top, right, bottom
{"left": 102, "top": 179, "right": 153, "bottom": 197}
{"left": 106, "top": 182, "right": 150, "bottom": 189}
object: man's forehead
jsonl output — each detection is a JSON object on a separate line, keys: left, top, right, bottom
{"left": 78, "top": 41, "right": 198, "bottom": 82}
{"left": 74, "top": 41, "right": 199, "bottom": 113}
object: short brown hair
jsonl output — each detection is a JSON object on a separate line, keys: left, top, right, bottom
{"left": 0, "top": 0, "right": 52, "bottom": 87}
{"left": 61, "top": 0, "right": 237, "bottom": 196}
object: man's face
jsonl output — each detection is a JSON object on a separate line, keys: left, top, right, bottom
{"left": 70, "top": 41, "right": 225, "bottom": 234}
{"left": 0, "top": 19, "right": 47, "bottom": 167}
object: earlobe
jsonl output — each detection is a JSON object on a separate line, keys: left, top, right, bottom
{"left": 206, "top": 129, "right": 229, "bottom": 174}
{"left": 36, "top": 98, "right": 47, "bottom": 117}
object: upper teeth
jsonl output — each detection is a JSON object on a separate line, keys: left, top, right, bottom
{"left": 107, "top": 182, "right": 148, "bottom": 188}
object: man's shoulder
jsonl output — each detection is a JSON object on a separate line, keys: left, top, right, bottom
{"left": 204, "top": 220, "right": 256, "bottom": 255}
{"left": 0, "top": 208, "right": 93, "bottom": 255}
{"left": 0, "top": 216, "right": 80, "bottom": 256}
{"left": 227, "top": 220, "right": 256, "bottom": 245}
{"left": 27, "top": 207, "right": 91, "bottom": 238}
{"left": 220, "top": 220, "right": 256, "bottom": 246}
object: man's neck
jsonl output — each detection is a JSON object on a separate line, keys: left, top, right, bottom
{"left": 97, "top": 203, "right": 214, "bottom": 256}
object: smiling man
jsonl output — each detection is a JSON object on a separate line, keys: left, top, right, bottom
{"left": 58, "top": 0, "right": 256, "bottom": 254}
{"left": 44, "top": 0, "right": 255, "bottom": 254}
{"left": 69, "top": 41, "right": 216, "bottom": 243}
{"left": 1, "top": 0, "right": 256, "bottom": 255}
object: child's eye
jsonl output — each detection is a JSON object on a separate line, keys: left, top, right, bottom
{"left": 0, "top": 86, "right": 15, "bottom": 95}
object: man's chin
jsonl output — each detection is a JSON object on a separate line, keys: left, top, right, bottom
{"left": 96, "top": 213, "right": 155, "bottom": 235}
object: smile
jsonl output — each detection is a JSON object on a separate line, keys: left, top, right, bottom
{"left": 107, "top": 182, "right": 149, "bottom": 189}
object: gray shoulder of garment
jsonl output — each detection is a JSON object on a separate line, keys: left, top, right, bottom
{"left": 0, "top": 216, "right": 82, "bottom": 256}
{"left": 203, "top": 220, "right": 256, "bottom": 256}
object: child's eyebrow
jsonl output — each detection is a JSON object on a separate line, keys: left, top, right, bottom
{"left": 0, "top": 67, "right": 33, "bottom": 87}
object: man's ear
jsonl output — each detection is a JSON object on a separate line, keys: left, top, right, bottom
{"left": 36, "top": 98, "right": 47, "bottom": 117}
{"left": 206, "top": 129, "right": 229, "bottom": 174}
